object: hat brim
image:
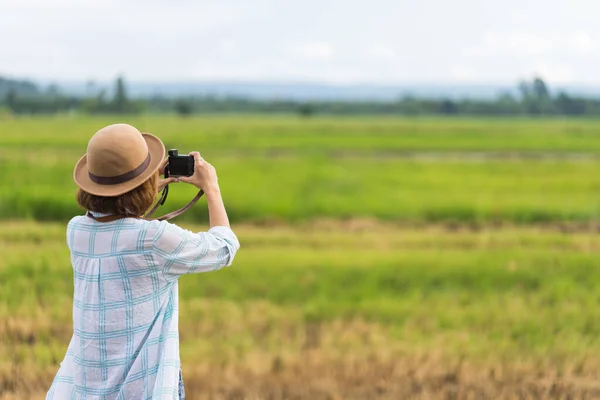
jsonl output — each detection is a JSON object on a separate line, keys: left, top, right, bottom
{"left": 73, "top": 133, "right": 166, "bottom": 197}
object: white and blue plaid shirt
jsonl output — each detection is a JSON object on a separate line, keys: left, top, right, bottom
{"left": 46, "top": 213, "right": 240, "bottom": 400}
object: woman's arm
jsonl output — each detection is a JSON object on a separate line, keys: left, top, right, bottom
{"left": 153, "top": 152, "right": 239, "bottom": 278}
{"left": 152, "top": 221, "right": 240, "bottom": 278}
{"left": 179, "top": 151, "right": 230, "bottom": 228}
{"left": 205, "top": 187, "right": 230, "bottom": 228}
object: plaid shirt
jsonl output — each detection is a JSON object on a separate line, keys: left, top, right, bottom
{"left": 46, "top": 213, "right": 240, "bottom": 400}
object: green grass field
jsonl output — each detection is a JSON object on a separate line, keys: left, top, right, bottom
{"left": 4, "top": 115, "right": 600, "bottom": 152}
{"left": 2, "top": 115, "right": 600, "bottom": 399}
{"left": 4, "top": 221, "right": 600, "bottom": 358}
{"left": 1, "top": 115, "right": 600, "bottom": 224}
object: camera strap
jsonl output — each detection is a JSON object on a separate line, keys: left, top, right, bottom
{"left": 144, "top": 185, "right": 170, "bottom": 219}
{"left": 86, "top": 189, "right": 204, "bottom": 223}
{"left": 145, "top": 189, "right": 204, "bottom": 221}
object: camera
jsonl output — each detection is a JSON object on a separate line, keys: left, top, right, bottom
{"left": 165, "top": 149, "right": 194, "bottom": 177}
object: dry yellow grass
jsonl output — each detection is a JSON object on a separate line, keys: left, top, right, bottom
{"left": 4, "top": 318, "right": 600, "bottom": 400}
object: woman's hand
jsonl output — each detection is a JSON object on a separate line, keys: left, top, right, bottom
{"left": 178, "top": 152, "right": 220, "bottom": 193}
{"left": 158, "top": 158, "right": 179, "bottom": 192}
{"left": 180, "top": 152, "right": 229, "bottom": 228}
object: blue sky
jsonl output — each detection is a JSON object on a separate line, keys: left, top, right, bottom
{"left": 1, "top": 0, "right": 599, "bottom": 84}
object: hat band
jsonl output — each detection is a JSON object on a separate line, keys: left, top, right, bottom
{"left": 88, "top": 153, "right": 152, "bottom": 185}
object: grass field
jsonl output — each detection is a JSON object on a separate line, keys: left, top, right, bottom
{"left": 4, "top": 221, "right": 600, "bottom": 399}
{"left": 1, "top": 116, "right": 600, "bottom": 224}
{"left": 2, "top": 115, "right": 600, "bottom": 399}
{"left": 5, "top": 115, "right": 600, "bottom": 153}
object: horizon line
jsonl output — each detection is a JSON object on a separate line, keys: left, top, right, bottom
{"left": 2, "top": 72, "right": 600, "bottom": 88}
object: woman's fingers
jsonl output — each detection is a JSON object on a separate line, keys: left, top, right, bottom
{"left": 158, "top": 177, "right": 179, "bottom": 185}
{"left": 177, "top": 151, "right": 215, "bottom": 191}
{"left": 158, "top": 176, "right": 179, "bottom": 191}
{"left": 159, "top": 157, "right": 169, "bottom": 175}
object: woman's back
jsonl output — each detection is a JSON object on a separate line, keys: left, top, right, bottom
{"left": 47, "top": 214, "right": 239, "bottom": 399}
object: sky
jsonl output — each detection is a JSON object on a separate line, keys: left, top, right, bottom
{"left": 1, "top": 0, "right": 600, "bottom": 85}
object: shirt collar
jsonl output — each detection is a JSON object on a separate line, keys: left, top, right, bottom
{"left": 89, "top": 211, "right": 112, "bottom": 218}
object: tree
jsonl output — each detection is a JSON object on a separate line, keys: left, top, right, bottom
{"left": 174, "top": 99, "right": 193, "bottom": 117}
{"left": 80, "top": 88, "right": 108, "bottom": 114}
{"left": 533, "top": 77, "right": 550, "bottom": 99}
{"left": 519, "top": 76, "right": 553, "bottom": 115}
{"left": 495, "top": 92, "right": 520, "bottom": 115}
{"left": 298, "top": 102, "right": 316, "bottom": 118}
{"left": 113, "top": 76, "right": 129, "bottom": 113}
{"left": 46, "top": 83, "right": 60, "bottom": 97}
{"left": 397, "top": 95, "right": 421, "bottom": 115}
{"left": 438, "top": 99, "right": 457, "bottom": 114}
{"left": 518, "top": 81, "right": 532, "bottom": 100}
{"left": 5, "top": 89, "right": 16, "bottom": 111}
{"left": 86, "top": 80, "right": 98, "bottom": 97}
{"left": 554, "top": 92, "right": 586, "bottom": 116}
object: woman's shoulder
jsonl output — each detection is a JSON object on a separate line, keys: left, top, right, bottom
{"left": 66, "top": 214, "right": 88, "bottom": 232}
{"left": 65, "top": 214, "right": 177, "bottom": 254}
{"left": 65, "top": 213, "right": 194, "bottom": 240}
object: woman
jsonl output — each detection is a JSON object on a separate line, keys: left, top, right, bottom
{"left": 46, "top": 123, "right": 240, "bottom": 399}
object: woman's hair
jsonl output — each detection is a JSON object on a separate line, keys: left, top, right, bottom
{"left": 77, "top": 172, "right": 158, "bottom": 216}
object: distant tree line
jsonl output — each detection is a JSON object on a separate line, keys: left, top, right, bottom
{"left": 1, "top": 75, "right": 600, "bottom": 117}
{"left": 0, "top": 76, "right": 145, "bottom": 115}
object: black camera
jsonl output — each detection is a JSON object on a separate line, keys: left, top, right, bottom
{"left": 165, "top": 149, "right": 194, "bottom": 177}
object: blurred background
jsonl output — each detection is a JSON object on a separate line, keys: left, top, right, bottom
{"left": 2, "top": 1, "right": 600, "bottom": 399}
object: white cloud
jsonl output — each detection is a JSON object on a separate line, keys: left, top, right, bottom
{"left": 533, "top": 62, "right": 573, "bottom": 83}
{"left": 367, "top": 44, "right": 396, "bottom": 60}
{"left": 2, "top": 0, "right": 600, "bottom": 84}
{"left": 510, "top": 11, "right": 528, "bottom": 24}
{"left": 483, "top": 32, "right": 553, "bottom": 55}
{"left": 290, "top": 42, "right": 334, "bottom": 60}
{"left": 450, "top": 65, "right": 479, "bottom": 82}
{"left": 570, "top": 31, "right": 596, "bottom": 52}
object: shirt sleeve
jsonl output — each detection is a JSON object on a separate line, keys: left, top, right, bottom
{"left": 151, "top": 221, "right": 240, "bottom": 279}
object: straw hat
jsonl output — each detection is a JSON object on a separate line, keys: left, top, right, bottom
{"left": 73, "top": 123, "right": 165, "bottom": 196}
